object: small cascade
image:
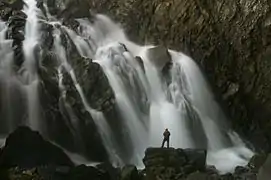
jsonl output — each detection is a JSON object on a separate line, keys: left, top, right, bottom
{"left": 142, "top": 54, "right": 195, "bottom": 149}
{"left": 95, "top": 43, "right": 149, "bottom": 165}
{"left": 53, "top": 28, "right": 122, "bottom": 165}
{"left": 57, "top": 66, "right": 85, "bottom": 151}
{"left": 168, "top": 52, "right": 230, "bottom": 150}
{"left": 166, "top": 51, "right": 254, "bottom": 172}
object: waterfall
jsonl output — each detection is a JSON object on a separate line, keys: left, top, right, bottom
{"left": 0, "top": 21, "right": 16, "bottom": 133}
{"left": 95, "top": 43, "right": 149, "bottom": 165}
{"left": 73, "top": 14, "right": 253, "bottom": 172}
{"left": 53, "top": 28, "right": 122, "bottom": 165}
{"left": 0, "top": 0, "right": 254, "bottom": 173}
{"left": 22, "top": 0, "right": 42, "bottom": 131}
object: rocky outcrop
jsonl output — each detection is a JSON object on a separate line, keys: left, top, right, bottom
{"left": 143, "top": 148, "right": 207, "bottom": 180}
{"left": 146, "top": 46, "right": 172, "bottom": 71}
{"left": 142, "top": 148, "right": 271, "bottom": 180}
{"left": 87, "top": 0, "right": 271, "bottom": 152}
{"left": 120, "top": 165, "right": 140, "bottom": 180}
{"left": 0, "top": 126, "right": 74, "bottom": 168}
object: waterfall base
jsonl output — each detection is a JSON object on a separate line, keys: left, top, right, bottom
{"left": 0, "top": 126, "right": 267, "bottom": 180}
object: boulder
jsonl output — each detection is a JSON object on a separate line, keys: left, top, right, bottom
{"left": 120, "top": 165, "right": 140, "bottom": 180}
{"left": 146, "top": 46, "right": 172, "bottom": 71}
{"left": 96, "top": 162, "right": 120, "bottom": 180}
{"left": 0, "top": 3, "right": 12, "bottom": 21}
{"left": 143, "top": 148, "right": 207, "bottom": 179}
{"left": 0, "top": 126, "right": 74, "bottom": 168}
{"left": 186, "top": 171, "right": 219, "bottom": 180}
{"left": 67, "top": 164, "right": 110, "bottom": 180}
{"left": 7, "top": 167, "right": 43, "bottom": 180}
{"left": 58, "top": 0, "right": 92, "bottom": 19}
{"left": 257, "top": 154, "right": 271, "bottom": 180}
{"left": 248, "top": 154, "right": 267, "bottom": 173}
{"left": 183, "top": 149, "right": 207, "bottom": 171}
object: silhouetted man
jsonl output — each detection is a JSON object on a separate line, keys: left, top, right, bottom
{"left": 161, "top": 128, "right": 170, "bottom": 148}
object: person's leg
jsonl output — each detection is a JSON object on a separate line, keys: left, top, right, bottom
{"left": 161, "top": 139, "right": 165, "bottom": 148}
{"left": 167, "top": 139, "right": 169, "bottom": 148}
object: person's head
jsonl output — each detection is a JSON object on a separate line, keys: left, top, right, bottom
{"left": 165, "top": 128, "right": 168, "bottom": 131}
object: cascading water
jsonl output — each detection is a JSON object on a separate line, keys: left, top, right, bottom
{"left": 22, "top": 0, "right": 42, "bottom": 131}
{"left": 95, "top": 43, "right": 149, "bottom": 165}
{"left": 0, "top": 0, "right": 254, "bottom": 173}
{"left": 0, "top": 21, "right": 16, "bottom": 133}
{"left": 72, "top": 14, "right": 253, "bottom": 172}
{"left": 53, "top": 28, "right": 122, "bottom": 165}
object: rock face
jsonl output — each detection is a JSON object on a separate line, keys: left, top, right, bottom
{"left": 87, "top": 0, "right": 271, "bottom": 152}
{"left": 0, "top": 126, "right": 74, "bottom": 168}
{"left": 146, "top": 46, "right": 172, "bottom": 71}
{"left": 120, "top": 165, "right": 140, "bottom": 180}
{"left": 143, "top": 148, "right": 207, "bottom": 179}
{"left": 67, "top": 165, "right": 110, "bottom": 180}
{"left": 257, "top": 154, "right": 271, "bottom": 180}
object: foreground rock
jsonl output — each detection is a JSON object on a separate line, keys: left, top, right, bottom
{"left": 142, "top": 148, "right": 270, "bottom": 180}
{"left": 143, "top": 148, "right": 207, "bottom": 179}
{"left": 0, "top": 127, "right": 117, "bottom": 180}
{"left": 0, "top": 126, "right": 74, "bottom": 168}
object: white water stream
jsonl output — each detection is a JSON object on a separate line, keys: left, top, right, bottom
{"left": 22, "top": 0, "right": 42, "bottom": 131}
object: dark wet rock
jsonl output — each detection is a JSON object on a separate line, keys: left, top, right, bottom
{"left": 183, "top": 149, "right": 207, "bottom": 171}
{"left": 120, "top": 165, "right": 140, "bottom": 180}
{"left": 59, "top": 0, "right": 91, "bottom": 19}
{"left": 257, "top": 154, "right": 271, "bottom": 180}
{"left": 220, "top": 173, "right": 234, "bottom": 180}
{"left": 7, "top": 167, "right": 44, "bottom": 180}
{"left": 186, "top": 171, "right": 219, "bottom": 180}
{"left": 0, "top": 3, "right": 12, "bottom": 21}
{"left": 234, "top": 166, "right": 249, "bottom": 175}
{"left": 67, "top": 164, "right": 110, "bottom": 180}
{"left": 0, "top": 126, "right": 74, "bottom": 168}
{"left": 7, "top": 0, "right": 24, "bottom": 11}
{"left": 96, "top": 162, "right": 120, "bottom": 180}
{"left": 147, "top": 46, "right": 172, "bottom": 71}
{"left": 143, "top": 148, "right": 207, "bottom": 179}
{"left": 39, "top": 23, "right": 54, "bottom": 49}
{"left": 205, "top": 165, "right": 219, "bottom": 175}
{"left": 135, "top": 56, "right": 145, "bottom": 72}
{"left": 247, "top": 154, "right": 267, "bottom": 173}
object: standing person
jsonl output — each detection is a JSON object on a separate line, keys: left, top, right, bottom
{"left": 161, "top": 128, "right": 170, "bottom": 148}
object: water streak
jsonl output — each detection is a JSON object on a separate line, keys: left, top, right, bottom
{"left": 53, "top": 28, "right": 122, "bottom": 165}
{"left": 22, "top": 0, "right": 42, "bottom": 131}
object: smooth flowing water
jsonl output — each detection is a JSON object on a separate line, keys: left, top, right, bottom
{"left": 22, "top": 0, "right": 42, "bottom": 131}
{"left": 53, "top": 28, "right": 122, "bottom": 165}
{"left": 0, "top": 0, "right": 254, "bottom": 173}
